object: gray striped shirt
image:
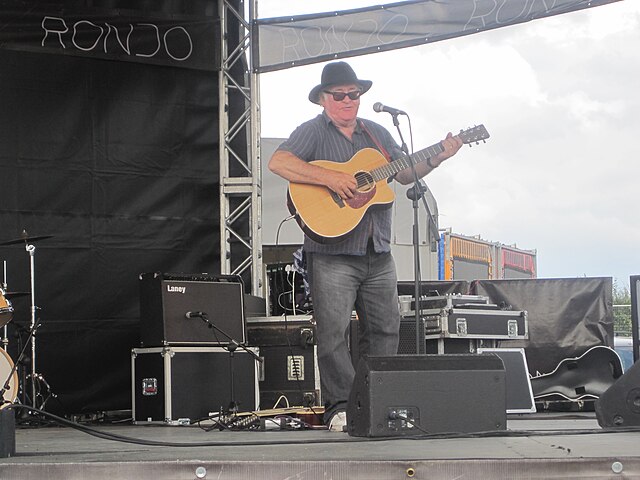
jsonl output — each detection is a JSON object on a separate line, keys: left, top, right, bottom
{"left": 278, "top": 112, "right": 403, "bottom": 255}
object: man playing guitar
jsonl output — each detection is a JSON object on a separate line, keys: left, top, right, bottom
{"left": 268, "top": 61, "right": 463, "bottom": 431}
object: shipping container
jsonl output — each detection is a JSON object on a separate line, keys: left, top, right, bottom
{"left": 439, "top": 232, "right": 536, "bottom": 281}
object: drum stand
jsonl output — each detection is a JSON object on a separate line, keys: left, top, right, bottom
{"left": 24, "top": 242, "right": 54, "bottom": 410}
{"left": 0, "top": 232, "right": 56, "bottom": 411}
{"left": 2, "top": 261, "right": 8, "bottom": 352}
{"left": 1, "top": 325, "right": 7, "bottom": 353}
{"left": 0, "top": 317, "right": 37, "bottom": 407}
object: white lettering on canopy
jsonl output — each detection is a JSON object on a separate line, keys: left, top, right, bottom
{"left": 41, "top": 16, "right": 193, "bottom": 63}
{"left": 255, "top": 0, "right": 612, "bottom": 72}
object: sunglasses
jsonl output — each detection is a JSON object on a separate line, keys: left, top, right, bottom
{"left": 324, "top": 90, "right": 363, "bottom": 101}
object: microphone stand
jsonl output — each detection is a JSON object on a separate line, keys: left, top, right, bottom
{"left": 391, "top": 113, "right": 439, "bottom": 354}
{"left": 195, "top": 312, "right": 261, "bottom": 413}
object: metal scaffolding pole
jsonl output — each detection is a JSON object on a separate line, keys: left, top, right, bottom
{"left": 219, "top": 0, "right": 263, "bottom": 296}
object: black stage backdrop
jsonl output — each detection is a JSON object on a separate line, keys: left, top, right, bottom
{"left": 472, "top": 277, "right": 613, "bottom": 377}
{"left": 0, "top": 0, "right": 245, "bottom": 414}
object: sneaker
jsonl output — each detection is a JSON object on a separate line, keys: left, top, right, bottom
{"left": 328, "top": 411, "right": 347, "bottom": 432}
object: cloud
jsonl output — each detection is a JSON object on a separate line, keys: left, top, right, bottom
{"left": 258, "top": 1, "right": 640, "bottom": 285}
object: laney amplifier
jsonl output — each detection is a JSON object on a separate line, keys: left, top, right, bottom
{"left": 139, "top": 272, "right": 246, "bottom": 347}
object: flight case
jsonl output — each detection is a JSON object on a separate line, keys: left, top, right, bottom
{"left": 131, "top": 346, "right": 259, "bottom": 424}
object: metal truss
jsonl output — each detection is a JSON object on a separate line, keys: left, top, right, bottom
{"left": 219, "top": 0, "right": 262, "bottom": 295}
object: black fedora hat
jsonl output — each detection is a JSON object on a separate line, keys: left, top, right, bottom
{"left": 308, "top": 61, "right": 372, "bottom": 104}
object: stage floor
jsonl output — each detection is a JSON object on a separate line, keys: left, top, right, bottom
{"left": 1, "top": 412, "right": 639, "bottom": 479}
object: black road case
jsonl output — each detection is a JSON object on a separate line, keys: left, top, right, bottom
{"left": 246, "top": 315, "right": 321, "bottom": 408}
{"left": 131, "top": 346, "right": 259, "bottom": 424}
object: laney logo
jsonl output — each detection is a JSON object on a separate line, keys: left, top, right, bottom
{"left": 166, "top": 285, "right": 186, "bottom": 294}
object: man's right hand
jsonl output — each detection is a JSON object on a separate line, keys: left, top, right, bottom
{"left": 325, "top": 170, "right": 358, "bottom": 200}
{"left": 269, "top": 150, "right": 357, "bottom": 200}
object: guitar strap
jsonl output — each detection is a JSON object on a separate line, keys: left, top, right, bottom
{"left": 358, "top": 119, "right": 392, "bottom": 163}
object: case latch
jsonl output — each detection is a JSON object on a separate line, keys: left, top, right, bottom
{"left": 508, "top": 319, "right": 518, "bottom": 337}
{"left": 456, "top": 318, "right": 468, "bottom": 336}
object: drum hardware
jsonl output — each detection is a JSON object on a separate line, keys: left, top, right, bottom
{"left": 1, "top": 261, "right": 12, "bottom": 351}
{"left": 0, "top": 258, "right": 22, "bottom": 407}
{"left": 4, "top": 291, "right": 31, "bottom": 300}
{"left": 0, "top": 320, "right": 37, "bottom": 409}
{"left": 0, "top": 290, "right": 13, "bottom": 331}
{"left": 0, "top": 349, "right": 19, "bottom": 409}
{"left": 3, "top": 292, "right": 30, "bottom": 299}
{"left": 0, "top": 230, "right": 55, "bottom": 409}
{"left": 0, "top": 233, "right": 53, "bottom": 246}
{"left": 25, "top": 371, "right": 56, "bottom": 412}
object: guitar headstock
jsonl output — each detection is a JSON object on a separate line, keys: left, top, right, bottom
{"left": 458, "top": 125, "right": 490, "bottom": 146}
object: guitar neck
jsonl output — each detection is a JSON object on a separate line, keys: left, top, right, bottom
{"left": 371, "top": 142, "right": 444, "bottom": 181}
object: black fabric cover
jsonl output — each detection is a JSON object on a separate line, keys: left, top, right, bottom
{"left": 0, "top": 1, "right": 232, "bottom": 414}
{"left": 472, "top": 277, "right": 613, "bottom": 377}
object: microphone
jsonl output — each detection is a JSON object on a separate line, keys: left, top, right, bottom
{"left": 373, "top": 102, "right": 406, "bottom": 116}
{"left": 185, "top": 311, "right": 204, "bottom": 319}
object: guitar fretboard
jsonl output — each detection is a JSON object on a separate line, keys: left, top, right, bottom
{"left": 370, "top": 142, "right": 445, "bottom": 182}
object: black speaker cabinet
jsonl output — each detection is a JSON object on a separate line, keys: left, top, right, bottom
{"left": 139, "top": 273, "right": 246, "bottom": 347}
{"left": 347, "top": 354, "right": 506, "bottom": 437}
{"left": 596, "top": 360, "right": 640, "bottom": 428}
{"left": 398, "top": 317, "right": 426, "bottom": 354}
{"left": 0, "top": 408, "right": 15, "bottom": 458}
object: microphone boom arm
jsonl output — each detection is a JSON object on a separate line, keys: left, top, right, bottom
{"left": 191, "top": 312, "right": 262, "bottom": 363}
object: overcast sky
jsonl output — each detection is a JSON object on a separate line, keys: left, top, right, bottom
{"left": 256, "top": 1, "right": 639, "bottom": 289}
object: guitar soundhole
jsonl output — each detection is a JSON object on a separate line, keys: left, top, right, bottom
{"left": 355, "top": 171, "right": 375, "bottom": 192}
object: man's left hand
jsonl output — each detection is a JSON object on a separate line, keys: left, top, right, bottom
{"left": 432, "top": 132, "right": 463, "bottom": 167}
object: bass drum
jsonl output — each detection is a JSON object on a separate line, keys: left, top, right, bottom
{"left": 0, "top": 289, "right": 13, "bottom": 328}
{"left": 0, "top": 348, "right": 18, "bottom": 407}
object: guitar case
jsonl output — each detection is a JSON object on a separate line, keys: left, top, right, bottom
{"left": 530, "top": 346, "right": 623, "bottom": 401}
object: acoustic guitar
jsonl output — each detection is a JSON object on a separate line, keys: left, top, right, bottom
{"left": 287, "top": 124, "right": 490, "bottom": 243}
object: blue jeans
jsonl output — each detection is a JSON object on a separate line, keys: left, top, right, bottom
{"left": 308, "top": 248, "right": 400, "bottom": 422}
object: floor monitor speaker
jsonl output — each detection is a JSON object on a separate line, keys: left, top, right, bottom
{"left": 347, "top": 354, "right": 506, "bottom": 437}
{"left": 596, "top": 359, "right": 640, "bottom": 428}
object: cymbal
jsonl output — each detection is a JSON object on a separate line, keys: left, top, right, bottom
{"left": 0, "top": 234, "right": 53, "bottom": 246}
{"left": 3, "top": 291, "right": 30, "bottom": 299}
